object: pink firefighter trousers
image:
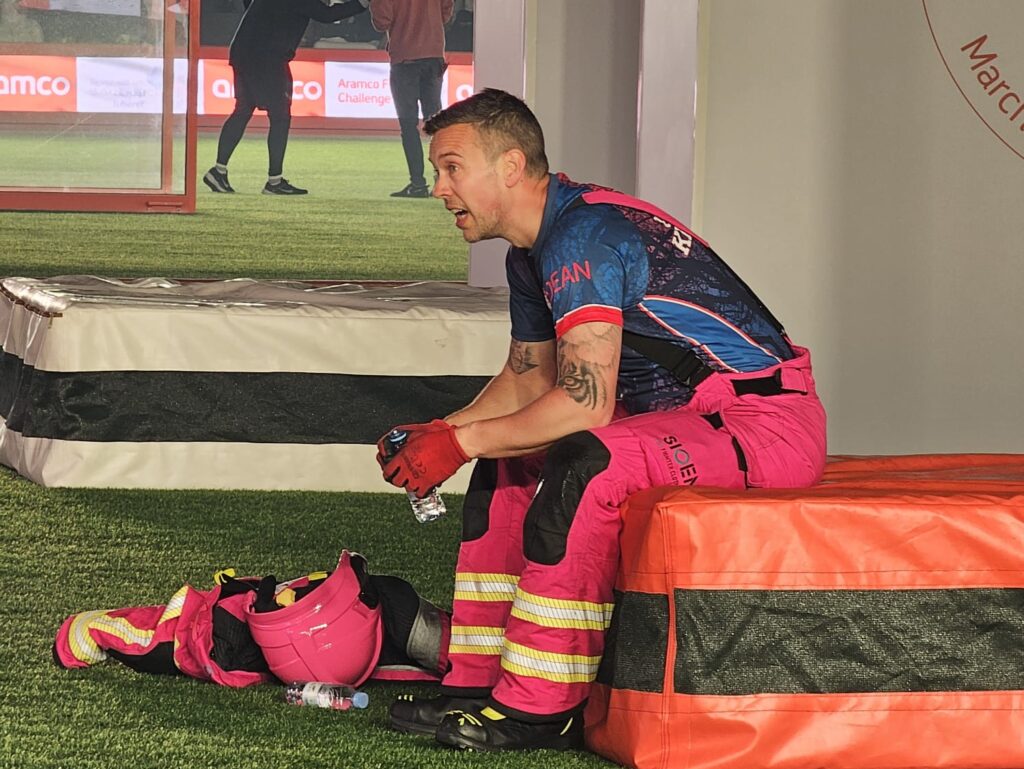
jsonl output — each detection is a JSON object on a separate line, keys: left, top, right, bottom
{"left": 442, "top": 346, "right": 827, "bottom": 719}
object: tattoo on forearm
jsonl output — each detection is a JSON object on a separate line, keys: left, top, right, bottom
{"left": 509, "top": 340, "right": 539, "bottom": 374}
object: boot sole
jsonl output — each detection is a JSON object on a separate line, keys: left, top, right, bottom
{"left": 202, "top": 175, "right": 233, "bottom": 193}
{"left": 435, "top": 726, "right": 583, "bottom": 752}
{"left": 389, "top": 715, "right": 440, "bottom": 738}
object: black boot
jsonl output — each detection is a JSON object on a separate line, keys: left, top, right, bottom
{"left": 434, "top": 705, "right": 584, "bottom": 751}
{"left": 388, "top": 694, "right": 488, "bottom": 737}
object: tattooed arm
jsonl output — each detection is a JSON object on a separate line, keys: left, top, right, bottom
{"left": 452, "top": 322, "right": 622, "bottom": 459}
{"left": 445, "top": 337, "right": 558, "bottom": 427}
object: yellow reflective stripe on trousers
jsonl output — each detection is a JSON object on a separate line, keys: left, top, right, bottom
{"left": 68, "top": 608, "right": 158, "bottom": 663}
{"left": 509, "top": 587, "right": 614, "bottom": 631}
{"left": 89, "top": 613, "right": 157, "bottom": 647}
{"left": 67, "top": 611, "right": 110, "bottom": 664}
{"left": 158, "top": 586, "right": 188, "bottom": 624}
{"left": 448, "top": 624, "right": 505, "bottom": 656}
{"left": 500, "top": 640, "right": 602, "bottom": 684}
{"left": 453, "top": 572, "right": 519, "bottom": 602}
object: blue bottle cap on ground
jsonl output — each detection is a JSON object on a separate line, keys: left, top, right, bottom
{"left": 351, "top": 691, "right": 369, "bottom": 709}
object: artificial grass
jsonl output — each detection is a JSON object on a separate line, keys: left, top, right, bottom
{"left": 0, "top": 135, "right": 469, "bottom": 282}
{"left": 0, "top": 467, "right": 612, "bottom": 769}
{"left": 0, "top": 134, "right": 614, "bottom": 768}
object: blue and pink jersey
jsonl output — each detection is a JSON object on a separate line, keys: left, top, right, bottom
{"left": 506, "top": 174, "right": 795, "bottom": 414}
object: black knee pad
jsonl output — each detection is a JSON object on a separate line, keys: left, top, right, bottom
{"left": 462, "top": 458, "right": 499, "bottom": 542}
{"left": 371, "top": 574, "right": 449, "bottom": 676}
{"left": 523, "top": 431, "right": 611, "bottom": 566}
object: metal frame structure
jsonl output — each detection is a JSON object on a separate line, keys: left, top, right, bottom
{"left": 0, "top": 0, "right": 200, "bottom": 214}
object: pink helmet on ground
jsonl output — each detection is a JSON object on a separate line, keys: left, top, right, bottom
{"left": 246, "top": 550, "right": 383, "bottom": 686}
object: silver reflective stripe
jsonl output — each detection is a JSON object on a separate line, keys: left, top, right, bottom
{"left": 501, "top": 641, "right": 601, "bottom": 682}
{"left": 512, "top": 590, "right": 613, "bottom": 628}
{"left": 453, "top": 572, "right": 518, "bottom": 601}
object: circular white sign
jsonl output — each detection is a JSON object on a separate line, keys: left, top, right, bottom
{"left": 923, "top": 0, "right": 1024, "bottom": 160}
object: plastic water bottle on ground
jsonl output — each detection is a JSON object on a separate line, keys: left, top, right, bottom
{"left": 383, "top": 428, "right": 447, "bottom": 523}
{"left": 284, "top": 682, "right": 369, "bottom": 710}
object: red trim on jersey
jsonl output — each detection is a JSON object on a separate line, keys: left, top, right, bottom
{"left": 581, "top": 190, "right": 709, "bottom": 247}
{"left": 555, "top": 305, "right": 623, "bottom": 338}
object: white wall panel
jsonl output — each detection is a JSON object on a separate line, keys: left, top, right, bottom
{"left": 697, "top": 0, "right": 1024, "bottom": 453}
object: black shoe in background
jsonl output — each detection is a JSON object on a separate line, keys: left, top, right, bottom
{"left": 435, "top": 705, "right": 584, "bottom": 751}
{"left": 390, "top": 183, "right": 431, "bottom": 198}
{"left": 263, "top": 179, "right": 308, "bottom": 195}
{"left": 203, "top": 167, "right": 234, "bottom": 193}
{"left": 389, "top": 693, "right": 487, "bottom": 737}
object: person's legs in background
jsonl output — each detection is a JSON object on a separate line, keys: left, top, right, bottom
{"left": 261, "top": 99, "right": 305, "bottom": 195}
{"left": 262, "top": 62, "right": 306, "bottom": 195}
{"left": 418, "top": 57, "right": 445, "bottom": 128}
{"left": 203, "top": 64, "right": 257, "bottom": 193}
{"left": 388, "top": 60, "right": 432, "bottom": 197}
{"left": 205, "top": 59, "right": 306, "bottom": 195}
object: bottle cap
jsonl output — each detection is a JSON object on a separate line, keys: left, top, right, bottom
{"left": 351, "top": 691, "right": 369, "bottom": 709}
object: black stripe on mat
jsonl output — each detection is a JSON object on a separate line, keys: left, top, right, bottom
{"left": 674, "top": 588, "right": 1024, "bottom": 694}
{"left": 0, "top": 349, "right": 487, "bottom": 444}
{"left": 596, "top": 590, "right": 669, "bottom": 693}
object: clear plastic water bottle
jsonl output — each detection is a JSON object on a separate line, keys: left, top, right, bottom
{"left": 383, "top": 428, "right": 447, "bottom": 523}
{"left": 407, "top": 488, "right": 446, "bottom": 524}
{"left": 284, "top": 682, "right": 369, "bottom": 710}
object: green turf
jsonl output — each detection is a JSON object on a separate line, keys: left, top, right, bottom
{"left": 0, "top": 140, "right": 614, "bottom": 768}
{"left": 1, "top": 132, "right": 166, "bottom": 189}
{"left": 0, "top": 135, "right": 469, "bottom": 282}
{"left": 0, "top": 468, "right": 612, "bottom": 768}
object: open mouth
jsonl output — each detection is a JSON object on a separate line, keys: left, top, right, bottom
{"left": 451, "top": 208, "right": 469, "bottom": 225}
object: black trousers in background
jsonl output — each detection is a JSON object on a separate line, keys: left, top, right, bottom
{"left": 217, "top": 59, "right": 293, "bottom": 177}
{"left": 388, "top": 57, "right": 446, "bottom": 188}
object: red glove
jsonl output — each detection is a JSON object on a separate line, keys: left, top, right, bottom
{"left": 376, "top": 420, "right": 451, "bottom": 466}
{"left": 377, "top": 420, "right": 470, "bottom": 497}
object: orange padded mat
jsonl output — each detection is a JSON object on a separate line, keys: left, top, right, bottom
{"left": 585, "top": 454, "right": 1024, "bottom": 769}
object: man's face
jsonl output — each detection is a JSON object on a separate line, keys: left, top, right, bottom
{"left": 428, "top": 123, "right": 506, "bottom": 243}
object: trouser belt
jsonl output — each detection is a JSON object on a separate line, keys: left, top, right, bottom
{"left": 731, "top": 368, "right": 795, "bottom": 397}
{"left": 622, "top": 330, "right": 798, "bottom": 397}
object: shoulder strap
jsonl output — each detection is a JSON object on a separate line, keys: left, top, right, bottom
{"left": 621, "top": 330, "right": 712, "bottom": 389}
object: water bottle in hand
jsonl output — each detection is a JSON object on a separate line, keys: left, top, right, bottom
{"left": 383, "top": 428, "right": 447, "bottom": 523}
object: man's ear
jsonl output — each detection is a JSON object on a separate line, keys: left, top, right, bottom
{"left": 501, "top": 148, "right": 528, "bottom": 188}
